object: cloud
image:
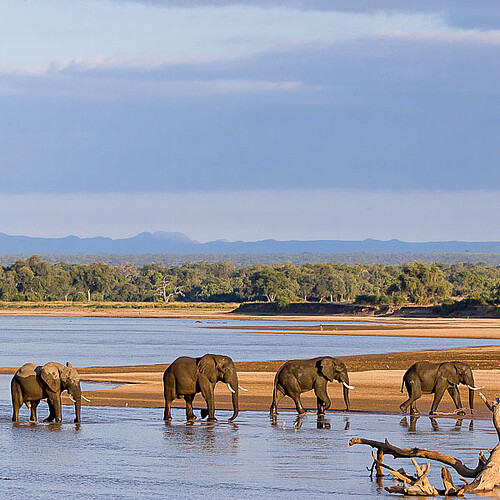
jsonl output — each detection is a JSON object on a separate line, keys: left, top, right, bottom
{"left": 111, "top": 0, "right": 500, "bottom": 30}
{"left": 375, "top": 29, "right": 500, "bottom": 45}
{"left": 0, "top": 73, "right": 305, "bottom": 100}
{"left": 1, "top": 34, "right": 498, "bottom": 194}
{"left": 0, "top": 189, "right": 497, "bottom": 242}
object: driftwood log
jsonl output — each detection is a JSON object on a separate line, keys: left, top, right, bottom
{"left": 349, "top": 392, "right": 500, "bottom": 495}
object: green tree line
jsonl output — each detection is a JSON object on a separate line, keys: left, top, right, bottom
{"left": 0, "top": 255, "right": 499, "bottom": 306}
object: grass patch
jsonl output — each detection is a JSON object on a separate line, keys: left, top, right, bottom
{"left": 0, "top": 301, "right": 237, "bottom": 312}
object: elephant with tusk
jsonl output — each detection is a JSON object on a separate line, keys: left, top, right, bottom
{"left": 163, "top": 354, "right": 241, "bottom": 422}
{"left": 270, "top": 357, "right": 353, "bottom": 417}
{"left": 400, "top": 361, "right": 480, "bottom": 416}
{"left": 11, "top": 362, "right": 83, "bottom": 423}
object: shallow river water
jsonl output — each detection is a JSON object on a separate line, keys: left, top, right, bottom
{"left": 0, "top": 316, "right": 498, "bottom": 366}
{"left": 0, "top": 316, "right": 498, "bottom": 498}
{"left": 0, "top": 403, "right": 495, "bottom": 499}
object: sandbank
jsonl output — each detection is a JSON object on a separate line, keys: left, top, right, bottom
{"left": 3, "top": 345, "right": 500, "bottom": 420}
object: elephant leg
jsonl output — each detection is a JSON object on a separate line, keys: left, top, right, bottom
{"left": 45, "top": 394, "right": 62, "bottom": 423}
{"left": 270, "top": 386, "right": 285, "bottom": 416}
{"left": 11, "top": 380, "right": 23, "bottom": 422}
{"left": 314, "top": 382, "right": 331, "bottom": 416}
{"left": 184, "top": 394, "right": 196, "bottom": 421}
{"left": 163, "top": 401, "right": 172, "bottom": 421}
{"left": 283, "top": 377, "right": 307, "bottom": 415}
{"left": 44, "top": 400, "right": 56, "bottom": 422}
{"left": 400, "top": 382, "right": 421, "bottom": 415}
{"left": 199, "top": 379, "right": 216, "bottom": 422}
{"left": 288, "top": 391, "right": 307, "bottom": 416}
{"left": 163, "top": 395, "right": 173, "bottom": 421}
{"left": 30, "top": 400, "right": 40, "bottom": 422}
{"left": 430, "top": 382, "right": 447, "bottom": 415}
{"left": 163, "top": 381, "right": 176, "bottom": 421}
{"left": 447, "top": 386, "right": 465, "bottom": 414}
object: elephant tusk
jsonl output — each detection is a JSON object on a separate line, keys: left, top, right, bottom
{"left": 68, "top": 394, "right": 76, "bottom": 403}
{"left": 343, "top": 382, "right": 355, "bottom": 390}
{"left": 82, "top": 395, "right": 91, "bottom": 402}
{"left": 227, "top": 383, "right": 236, "bottom": 393}
{"left": 467, "top": 385, "right": 484, "bottom": 391}
{"left": 238, "top": 385, "right": 248, "bottom": 392}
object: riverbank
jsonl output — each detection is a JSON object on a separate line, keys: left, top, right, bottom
{"left": 0, "top": 301, "right": 237, "bottom": 318}
{"left": 1, "top": 301, "right": 499, "bottom": 321}
{"left": 0, "top": 304, "right": 499, "bottom": 341}
{"left": 3, "top": 345, "right": 499, "bottom": 419}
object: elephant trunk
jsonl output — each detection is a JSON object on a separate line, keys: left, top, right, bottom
{"left": 462, "top": 370, "right": 479, "bottom": 413}
{"left": 226, "top": 373, "right": 239, "bottom": 422}
{"left": 468, "top": 387, "right": 474, "bottom": 414}
{"left": 341, "top": 373, "right": 351, "bottom": 411}
{"left": 465, "top": 373, "right": 476, "bottom": 413}
{"left": 70, "top": 385, "right": 82, "bottom": 423}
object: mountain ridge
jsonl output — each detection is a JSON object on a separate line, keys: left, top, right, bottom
{"left": 0, "top": 231, "right": 499, "bottom": 254}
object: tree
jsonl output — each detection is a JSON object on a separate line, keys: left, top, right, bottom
{"left": 146, "top": 269, "right": 184, "bottom": 303}
{"left": 313, "top": 265, "right": 346, "bottom": 303}
{"left": 253, "top": 267, "right": 297, "bottom": 303}
{"left": 394, "top": 262, "right": 452, "bottom": 305}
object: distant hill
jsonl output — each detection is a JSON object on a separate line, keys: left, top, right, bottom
{"left": 0, "top": 231, "right": 499, "bottom": 255}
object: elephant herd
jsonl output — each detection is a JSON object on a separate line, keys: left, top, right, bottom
{"left": 10, "top": 356, "right": 482, "bottom": 423}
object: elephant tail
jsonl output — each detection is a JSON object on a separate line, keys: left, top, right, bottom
{"left": 400, "top": 377, "right": 405, "bottom": 393}
{"left": 272, "top": 374, "right": 278, "bottom": 402}
{"left": 270, "top": 373, "right": 280, "bottom": 415}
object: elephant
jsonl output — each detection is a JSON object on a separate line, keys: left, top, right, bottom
{"left": 11, "top": 362, "right": 84, "bottom": 423}
{"left": 269, "top": 357, "right": 354, "bottom": 416}
{"left": 163, "top": 354, "right": 243, "bottom": 422}
{"left": 399, "top": 361, "right": 482, "bottom": 416}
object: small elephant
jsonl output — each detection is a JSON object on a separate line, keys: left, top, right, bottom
{"left": 269, "top": 357, "right": 354, "bottom": 416}
{"left": 400, "top": 361, "right": 481, "bottom": 416}
{"left": 163, "top": 354, "right": 242, "bottom": 422}
{"left": 11, "top": 362, "right": 83, "bottom": 423}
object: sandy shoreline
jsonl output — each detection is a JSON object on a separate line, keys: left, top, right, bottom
{"left": 0, "top": 306, "right": 499, "bottom": 339}
{"left": 3, "top": 345, "right": 500, "bottom": 420}
{"left": 1, "top": 312, "right": 499, "bottom": 420}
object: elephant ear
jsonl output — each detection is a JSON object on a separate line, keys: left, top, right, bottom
{"left": 40, "top": 364, "right": 61, "bottom": 392}
{"left": 197, "top": 355, "right": 218, "bottom": 383}
{"left": 443, "top": 363, "right": 460, "bottom": 386}
{"left": 318, "top": 358, "right": 334, "bottom": 382}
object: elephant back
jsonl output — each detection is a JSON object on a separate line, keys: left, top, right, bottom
{"left": 15, "top": 363, "right": 39, "bottom": 380}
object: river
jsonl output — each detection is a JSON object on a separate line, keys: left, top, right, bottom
{"left": 0, "top": 316, "right": 495, "bottom": 498}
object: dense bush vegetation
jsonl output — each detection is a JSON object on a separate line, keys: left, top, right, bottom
{"left": 2, "top": 252, "right": 500, "bottom": 267}
{"left": 0, "top": 255, "right": 498, "bottom": 306}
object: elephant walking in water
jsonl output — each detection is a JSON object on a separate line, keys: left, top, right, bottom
{"left": 11, "top": 362, "right": 85, "bottom": 423}
{"left": 400, "top": 361, "right": 482, "bottom": 416}
{"left": 163, "top": 354, "right": 243, "bottom": 422}
{"left": 270, "top": 357, "right": 353, "bottom": 416}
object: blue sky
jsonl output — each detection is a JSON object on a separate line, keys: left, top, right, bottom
{"left": 0, "top": 0, "right": 498, "bottom": 241}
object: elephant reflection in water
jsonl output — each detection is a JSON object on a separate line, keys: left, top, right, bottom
{"left": 399, "top": 415, "right": 420, "bottom": 432}
{"left": 399, "top": 415, "right": 472, "bottom": 432}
